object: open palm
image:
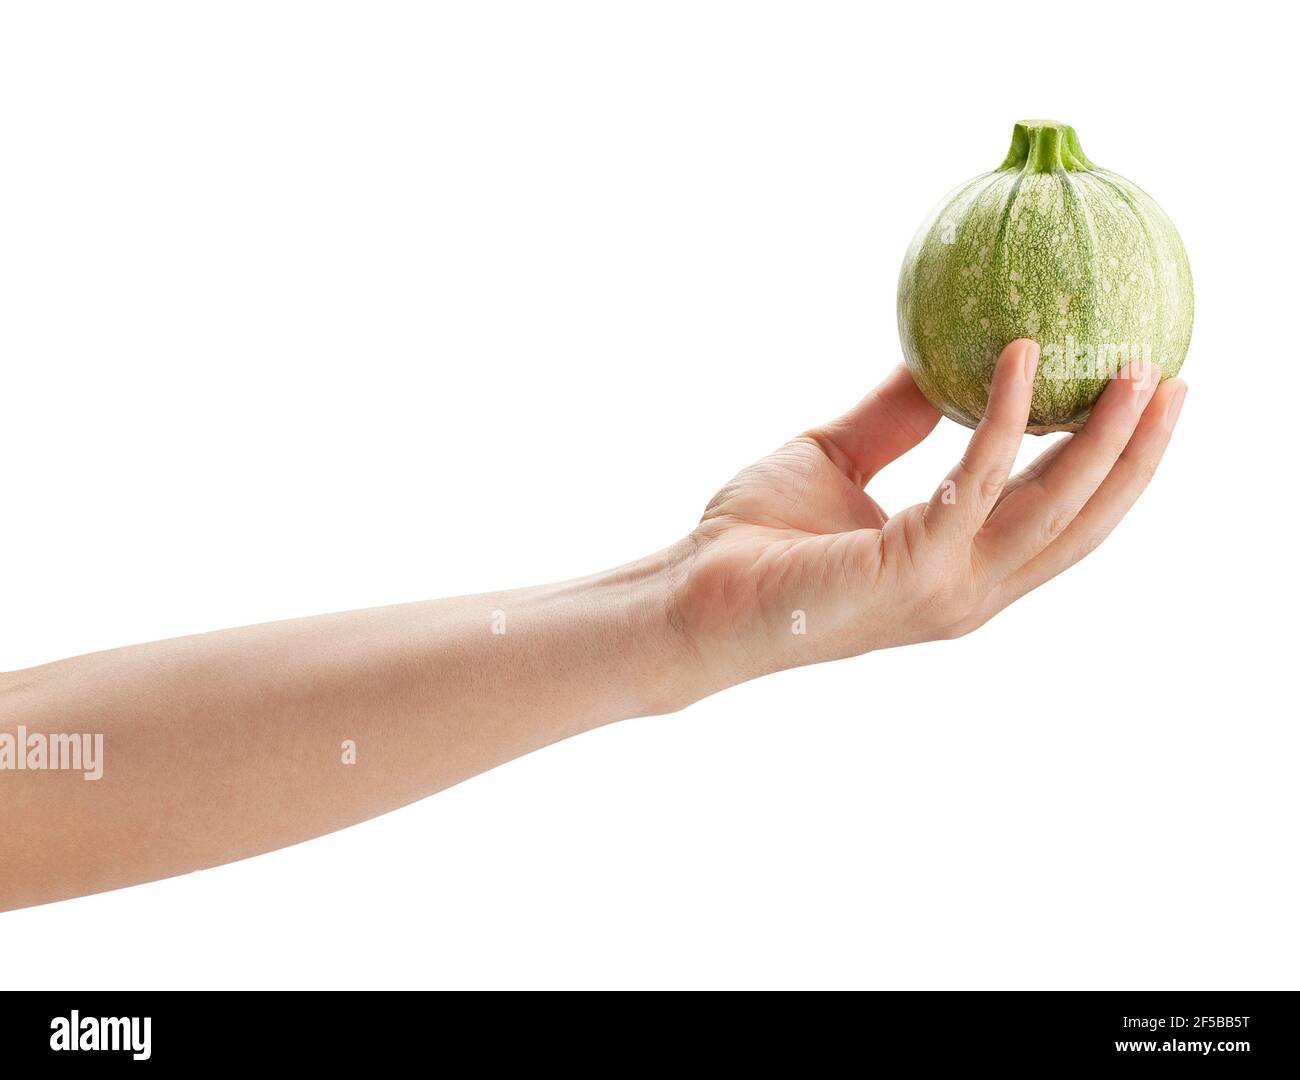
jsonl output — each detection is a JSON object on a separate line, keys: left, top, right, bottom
{"left": 673, "top": 341, "right": 1186, "bottom": 686}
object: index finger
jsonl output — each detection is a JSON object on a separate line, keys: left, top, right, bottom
{"left": 922, "top": 338, "right": 1040, "bottom": 543}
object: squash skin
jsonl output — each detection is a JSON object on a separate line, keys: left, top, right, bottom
{"left": 897, "top": 122, "right": 1193, "bottom": 434}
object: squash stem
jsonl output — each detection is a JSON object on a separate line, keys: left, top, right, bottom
{"left": 998, "top": 120, "right": 1095, "bottom": 173}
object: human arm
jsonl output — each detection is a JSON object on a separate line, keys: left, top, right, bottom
{"left": 0, "top": 340, "right": 1186, "bottom": 911}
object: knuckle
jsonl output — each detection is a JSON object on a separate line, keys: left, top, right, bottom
{"left": 1100, "top": 433, "right": 1131, "bottom": 461}
{"left": 977, "top": 468, "right": 1006, "bottom": 504}
{"left": 958, "top": 453, "right": 1012, "bottom": 506}
{"left": 1082, "top": 425, "right": 1131, "bottom": 462}
{"left": 1076, "top": 528, "right": 1108, "bottom": 560}
{"left": 911, "top": 566, "right": 947, "bottom": 605}
{"left": 702, "top": 480, "right": 739, "bottom": 518}
{"left": 936, "top": 620, "right": 970, "bottom": 641}
{"left": 1042, "top": 506, "right": 1076, "bottom": 544}
{"left": 1133, "top": 455, "right": 1161, "bottom": 489}
{"left": 915, "top": 574, "right": 978, "bottom": 632}
{"left": 937, "top": 604, "right": 989, "bottom": 640}
{"left": 952, "top": 592, "right": 1005, "bottom": 640}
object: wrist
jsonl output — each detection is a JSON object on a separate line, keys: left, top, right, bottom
{"left": 579, "top": 540, "right": 722, "bottom": 718}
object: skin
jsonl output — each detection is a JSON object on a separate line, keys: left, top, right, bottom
{"left": 0, "top": 340, "right": 1187, "bottom": 911}
{"left": 899, "top": 122, "right": 1194, "bottom": 433}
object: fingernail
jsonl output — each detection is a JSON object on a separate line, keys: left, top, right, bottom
{"left": 1022, "top": 340, "right": 1040, "bottom": 383}
{"left": 1164, "top": 381, "right": 1187, "bottom": 426}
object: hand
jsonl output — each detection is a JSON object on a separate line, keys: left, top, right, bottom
{"left": 672, "top": 339, "right": 1187, "bottom": 689}
{"left": 0, "top": 337, "right": 1187, "bottom": 910}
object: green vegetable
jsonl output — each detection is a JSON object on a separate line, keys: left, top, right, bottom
{"left": 897, "top": 120, "right": 1193, "bottom": 433}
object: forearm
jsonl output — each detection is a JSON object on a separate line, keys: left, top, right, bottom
{"left": 0, "top": 544, "right": 705, "bottom": 911}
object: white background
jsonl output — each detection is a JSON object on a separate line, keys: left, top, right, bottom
{"left": 1, "top": 1, "right": 1296, "bottom": 989}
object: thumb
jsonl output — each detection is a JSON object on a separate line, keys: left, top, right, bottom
{"left": 802, "top": 364, "right": 940, "bottom": 487}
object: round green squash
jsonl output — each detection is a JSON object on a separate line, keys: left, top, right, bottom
{"left": 897, "top": 120, "right": 1193, "bottom": 433}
